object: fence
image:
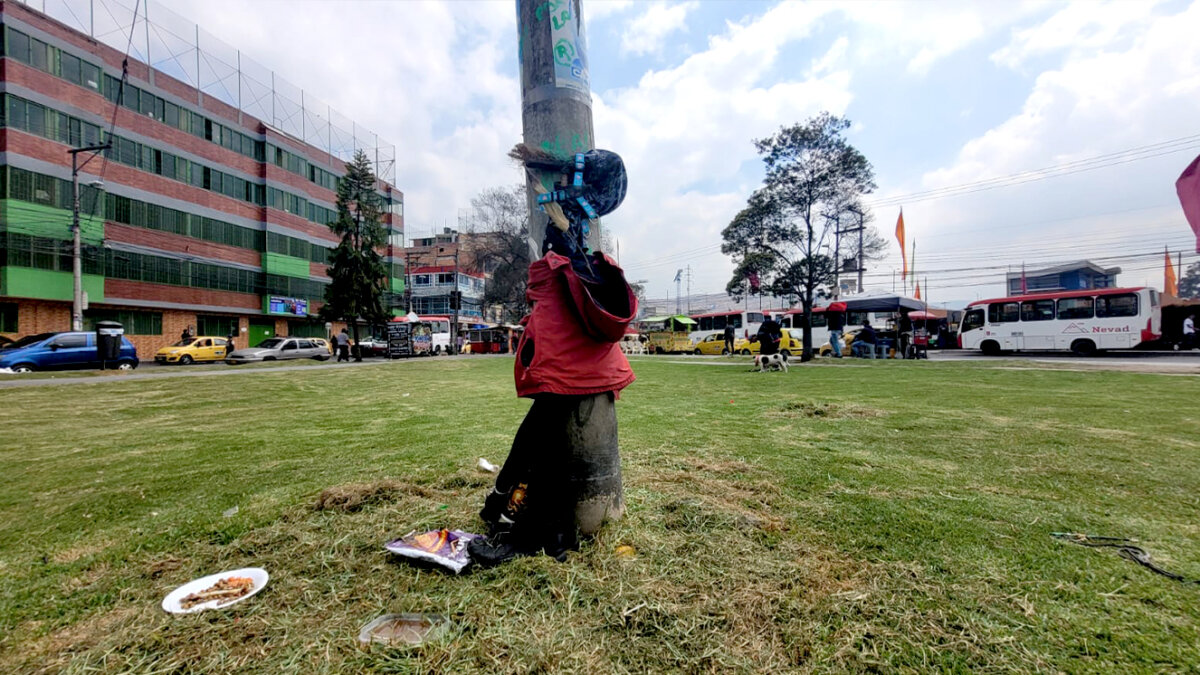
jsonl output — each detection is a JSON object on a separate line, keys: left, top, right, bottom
{"left": 18, "top": 0, "right": 396, "bottom": 184}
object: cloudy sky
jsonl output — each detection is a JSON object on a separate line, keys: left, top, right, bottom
{"left": 139, "top": 0, "right": 1200, "bottom": 304}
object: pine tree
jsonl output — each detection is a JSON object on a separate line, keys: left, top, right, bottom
{"left": 1179, "top": 261, "right": 1200, "bottom": 300}
{"left": 321, "top": 150, "right": 388, "bottom": 361}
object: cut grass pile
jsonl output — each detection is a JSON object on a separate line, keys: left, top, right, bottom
{"left": 1, "top": 357, "right": 1198, "bottom": 673}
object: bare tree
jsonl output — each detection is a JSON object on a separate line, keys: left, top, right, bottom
{"left": 464, "top": 185, "right": 532, "bottom": 323}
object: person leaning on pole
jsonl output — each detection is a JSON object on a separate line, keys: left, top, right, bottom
{"left": 468, "top": 147, "right": 635, "bottom": 567}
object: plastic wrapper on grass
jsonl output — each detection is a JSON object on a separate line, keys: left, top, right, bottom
{"left": 385, "top": 529, "right": 482, "bottom": 574}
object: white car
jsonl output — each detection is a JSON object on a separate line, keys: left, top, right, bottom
{"left": 225, "top": 337, "right": 330, "bottom": 364}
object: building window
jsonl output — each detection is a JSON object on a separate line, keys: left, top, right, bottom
{"left": 437, "top": 273, "right": 454, "bottom": 285}
{"left": 83, "top": 309, "right": 162, "bottom": 335}
{"left": 414, "top": 274, "right": 431, "bottom": 286}
{"left": 0, "top": 303, "right": 17, "bottom": 333}
{"left": 196, "top": 315, "right": 240, "bottom": 337}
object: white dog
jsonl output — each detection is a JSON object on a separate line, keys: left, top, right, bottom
{"left": 753, "top": 353, "right": 788, "bottom": 372}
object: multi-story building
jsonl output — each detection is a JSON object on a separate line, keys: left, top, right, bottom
{"left": 1005, "top": 261, "right": 1121, "bottom": 296}
{"left": 406, "top": 265, "right": 485, "bottom": 320}
{"left": 0, "top": 0, "right": 403, "bottom": 355}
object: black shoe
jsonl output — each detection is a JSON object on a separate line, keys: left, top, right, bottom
{"left": 467, "top": 531, "right": 541, "bottom": 568}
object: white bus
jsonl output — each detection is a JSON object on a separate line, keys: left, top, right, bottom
{"left": 959, "top": 287, "right": 1160, "bottom": 356}
{"left": 687, "top": 310, "right": 766, "bottom": 344}
{"left": 776, "top": 308, "right": 832, "bottom": 351}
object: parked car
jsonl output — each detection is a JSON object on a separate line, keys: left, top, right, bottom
{"left": 818, "top": 329, "right": 859, "bottom": 357}
{"left": 0, "top": 331, "right": 138, "bottom": 373}
{"left": 311, "top": 337, "right": 333, "bottom": 355}
{"left": 355, "top": 337, "right": 388, "bottom": 357}
{"left": 692, "top": 333, "right": 741, "bottom": 355}
{"left": 739, "top": 329, "right": 802, "bottom": 356}
{"left": 154, "top": 336, "right": 230, "bottom": 365}
{"left": 225, "top": 337, "right": 330, "bottom": 364}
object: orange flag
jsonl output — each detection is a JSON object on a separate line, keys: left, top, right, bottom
{"left": 896, "top": 209, "right": 907, "bottom": 280}
{"left": 915, "top": 281, "right": 921, "bottom": 300}
{"left": 1165, "top": 249, "right": 1178, "bottom": 295}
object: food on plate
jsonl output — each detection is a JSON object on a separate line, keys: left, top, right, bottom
{"left": 180, "top": 575, "right": 254, "bottom": 609}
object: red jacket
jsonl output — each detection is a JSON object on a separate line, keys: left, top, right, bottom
{"left": 514, "top": 252, "right": 637, "bottom": 398}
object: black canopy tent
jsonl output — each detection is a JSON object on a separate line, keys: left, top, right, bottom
{"left": 841, "top": 293, "right": 925, "bottom": 313}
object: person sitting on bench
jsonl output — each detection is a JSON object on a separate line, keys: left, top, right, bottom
{"left": 851, "top": 320, "right": 881, "bottom": 358}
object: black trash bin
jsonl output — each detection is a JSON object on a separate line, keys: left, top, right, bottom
{"left": 95, "top": 320, "right": 123, "bottom": 370}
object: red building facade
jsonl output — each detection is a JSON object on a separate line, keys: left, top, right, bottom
{"left": 0, "top": 0, "right": 403, "bottom": 355}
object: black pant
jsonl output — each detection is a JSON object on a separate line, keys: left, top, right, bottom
{"left": 481, "top": 396, "right": 578, "bottom": 543}
{"left": 724, "top": 336, "right": 734, "bottom": 353}
{"left": 337, "top": 344, "right": 349, "bottom": 361}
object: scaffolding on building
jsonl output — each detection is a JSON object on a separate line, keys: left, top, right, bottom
{"left": 19, "top": 0, "right": 397, "bottom": 185}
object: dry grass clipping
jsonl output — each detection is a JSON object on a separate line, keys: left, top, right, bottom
{"left": 312, "top": 479, "right": 434, "bottom": 512}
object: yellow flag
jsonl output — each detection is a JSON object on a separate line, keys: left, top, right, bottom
{"left": 896, "top": 209, "right": 907, "bottom": 280}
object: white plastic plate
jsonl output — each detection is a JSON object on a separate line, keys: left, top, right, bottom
{"left": 161, "top": 567, "right": 269, "bottom": 614}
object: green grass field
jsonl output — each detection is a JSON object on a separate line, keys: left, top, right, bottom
{"left": 1, "top": 357, "right": 1198, "bottom": 673}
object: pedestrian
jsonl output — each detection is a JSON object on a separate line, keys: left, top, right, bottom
{"left": 456, "top": 332, "right": 465, "bottom": 355}
{"left": 827, "top": 308, "right": 845, "bottom": 358}
{"left": 1184, "top": 313, "right": 1196, "bottom": 350}
{"left": 336, "top": 328, "right": 351, "bottom": 362}
{"left": 723, "top": 322, "right": 736, "bottom": 355}
{"left": 180, "top": 326, "right": 191, "bottom": 342}
{"left": 852, "top": 320, "right": 878, "bottom": 358}
{"left": 755, "top": 315, "right": 783, "bottom": 356}
{"left": 225, "top": 329, "right": 236, "bottom": 354}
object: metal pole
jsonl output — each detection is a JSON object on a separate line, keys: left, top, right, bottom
{"left": 518, "top": 0, "right": 596, "bottom": 257}
{"left": 452, "top": 245, "right": 459, "bottom": 354}
{"left": 144, "top": 0, "right": 152, "bottom": 86}
{"left": 832, "top": 214, "right": 841, "bottom": 300}
{"left": 857, "top": 211, "right": 864, "bottom": 293}
{"left": 71, "top": 152, "right": 82, "bottom": 332}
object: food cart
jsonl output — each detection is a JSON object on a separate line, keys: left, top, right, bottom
{"left": 387, "top": 320, "right": 433, "bottom": 358}
{"left": 642, "top": 315, "right": 696, "bottom": 354}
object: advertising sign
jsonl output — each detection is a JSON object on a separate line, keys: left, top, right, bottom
{"left": 267, "top": 296, "right": 308, "bottom": 316}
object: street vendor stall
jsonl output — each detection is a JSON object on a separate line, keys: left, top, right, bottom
{"left": 641, "top": 315, "right": 695, "bottom": 354}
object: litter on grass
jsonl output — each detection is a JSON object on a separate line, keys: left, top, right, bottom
{"left": 385, "top": 529, "right": 482, "bottom": 573}
{"left": 359, "top": 613, "right": 450, "bottom": 646}
{"left": 477, "top": 457, "right": 498, "bottom": 473}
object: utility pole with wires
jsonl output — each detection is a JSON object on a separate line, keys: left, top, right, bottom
{"left": 674, "top": 268, "right": 683, "bottom": 314}
{"left": 843, "top": 205, "right": 866, "bottom": 295}
{"left": 69, "top": 143, "right": 111, "bottom": 331}
{"left": 685, "top": 265, "right": 692, "bottom": 314}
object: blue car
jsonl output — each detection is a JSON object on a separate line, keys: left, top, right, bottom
{"left": 0, "top": 332, "right": 139, "bottom": 373}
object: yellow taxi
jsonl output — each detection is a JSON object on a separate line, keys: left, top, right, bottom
{"left": 692, "top": 333, "right": 747, "bottom": 355}
{"left": 155, "top": 336, "right": 230, "bottom": 365}
{"left": 738, "top": 329, "right": 803, "bottom": 356}
{"left": 311, "top": 337, "right": 333, "bottom": 355}
{"left": 817, "top": 329, "right": 858, "bottom": 357}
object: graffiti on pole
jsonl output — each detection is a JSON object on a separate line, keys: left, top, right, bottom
{"left": 546, "top": 0, "right": 589, "bottom": 93}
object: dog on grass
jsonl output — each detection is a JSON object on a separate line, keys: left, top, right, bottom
{"left": 753, "top": 353, "right": 788, "bottom": 372}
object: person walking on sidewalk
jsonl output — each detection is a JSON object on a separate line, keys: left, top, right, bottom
{"left": 723, "top": 322, "right": 736, "bottom": 355}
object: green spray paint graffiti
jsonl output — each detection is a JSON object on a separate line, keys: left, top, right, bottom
{"left": 539, "top": 131, "right": 591, "bottom": 159}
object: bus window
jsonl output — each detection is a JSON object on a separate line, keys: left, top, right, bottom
{"left": 712, "top": 315, "right": 726, "bottom": 330}
{"left": 747, "top": 312, "right": 765, "bottom": 324}
{"left": 848, "top": 311, "right": 868, "bottom": 326}
{"left": 961, "top": 309, "right": 984, "bottom": 333}
{"left": 729, "top": 315, "right": 743, "bottom": 329}
{"left": 1057, "top": 297, "right": 1094, "bottom": 319}
{"left": 1096, "top": 293, "right": 1137, "bottom": 318}
{"left": 987, "top": 302, "right": 1019, "bottom": 323}
{"left": 698, "top": 317, "right": 712, "bottom": 331}
{"left": 811, "top": 313, "right": 827, "bottom": 328}
{"left": 1020, "top": 299, "right": 1055, "bottom": 321}
{"left": 1150, "top": 289, "right": 1159, "bottom": 307}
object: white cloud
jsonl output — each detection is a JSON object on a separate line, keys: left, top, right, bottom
{"left": 876, "top": 0, "right": 1200, "bottom": 300}
{"left": 991, "top": 0, "right": 1166, "bottom": 70}
{"left": 587, "top": 0, "right": 635, "bottom": 21}
{"left": 620, "top": 1, "right": 699, "bottom": 57}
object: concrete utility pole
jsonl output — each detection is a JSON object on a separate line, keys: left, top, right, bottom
{"left": 518, "top": 0, "right": 596, "bottom": 257}
{"left": 69, "top": 143, "right": 110, "bottom": 331}
{"left": 517, "top": 0, "right": 621, "bottom": 535}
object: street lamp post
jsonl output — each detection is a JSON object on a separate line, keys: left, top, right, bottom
{"left": 69, "top": 143, "right": 111, "bottom": 331}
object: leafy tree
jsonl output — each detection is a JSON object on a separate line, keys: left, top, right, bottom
{"left": 464, "top": 185, "right": 532, "bottom": 324}
{"left": 321, "top": 150, "right": 388, "bottom": 361}
{"left": 722, "top": 113, "right": 875, "bottom": 361}
{"left": 1180, "top": 261, "right": 1200, "bottom": 299}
